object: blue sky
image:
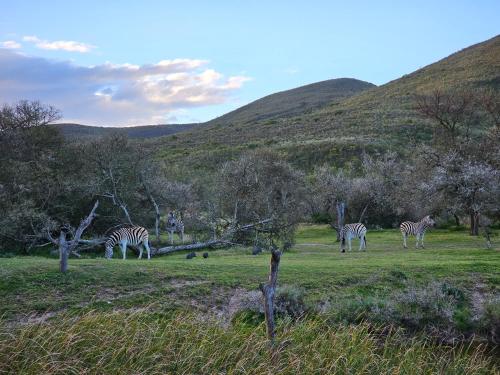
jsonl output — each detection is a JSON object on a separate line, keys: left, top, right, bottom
{"left": 0, "top": 1, "right": 499, "bottom": 126}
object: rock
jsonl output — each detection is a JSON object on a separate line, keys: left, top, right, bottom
{"left": 186, "top": 252, "right": 196, "bottom": 259}
{"left": 203, "top": 252, "right": 209, "bottom": 258}
{"left": 252, "top": 246, "right": 262, "bottom": 255}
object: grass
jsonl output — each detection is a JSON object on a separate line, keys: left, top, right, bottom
{"left": 1, "top": 226, "right": 499, "bottom": 373}
{"left": 1, "top": 311, "right": 497, "bottom": 374}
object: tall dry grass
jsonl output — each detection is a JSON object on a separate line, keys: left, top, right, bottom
{"left": 1, "top": 309, "right": 497, "bottom": 374}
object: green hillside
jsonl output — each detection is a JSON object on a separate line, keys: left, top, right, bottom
{"left": 150, "top": 35, "right": 500, "bottom": 171}
{"left": 207, "top": 78, "right": 375, "bottom": 125}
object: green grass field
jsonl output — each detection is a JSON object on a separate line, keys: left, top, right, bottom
{"left": 1, "top": 226, "right": 499, "bottom": 373}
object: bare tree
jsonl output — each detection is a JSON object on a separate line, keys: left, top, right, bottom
{"left": 46, "top": 201, "right": 99, "bottom": 273}
{"left": 424, "top": 152, "right": 500, "bottom": 235}
{"left": 416, "top": 89, "right": 475, "bottom": 144}
{"left": 0, "top": 100, "right": 60, "bottom": 132}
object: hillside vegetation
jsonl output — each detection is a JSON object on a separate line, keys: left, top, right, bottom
{"left": 149, "top": 35, "right": 500, "bottom": 171}
{"left": 207, "top": 78, "right": 375, "bottom": 126}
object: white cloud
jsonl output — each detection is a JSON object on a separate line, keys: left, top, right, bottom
{"left": 1, "top": 40, "right": 21, "bottom": 49}
{"left": 0, "top": 49, "right": 251, "bottom": 126}
{"left": 284, "top": 67, "right": 300, "bottom": 75}
{"left": 23, "top": 35, "right": 95, "bottom": 53}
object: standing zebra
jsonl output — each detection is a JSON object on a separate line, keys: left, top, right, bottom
{"left": 166, "top": 211, "right": 184, "bottom": 245}
{"left": 340, "top": 223, "right": 367, "bottom": 253}
{"left": 105, "top": 226, "right": 151, "bottom": 260}
{"left": 400, "top": 215, "right": 435, "bottom": 249}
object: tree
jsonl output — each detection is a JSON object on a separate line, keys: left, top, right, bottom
{"left": 423, "top": 152, "right": 500, "bottom": 235}
{"left": 46, "top": 201, "right": 99, "bottom": 273}
{"left": 416, "top": 89, "right": 475, "bottom": 146}
{"left": 0, "top": 100, "right": 60, "bottom": 132}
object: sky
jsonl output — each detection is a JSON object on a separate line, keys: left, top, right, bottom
{"left": 0, "top": 1, "right": 499, "bottom": 126}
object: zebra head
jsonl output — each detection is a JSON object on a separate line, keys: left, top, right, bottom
{"left": 167, "top": 211, "right": 176, "bottom": 228}
{"left": 422, "top": 215, "right": 435, "bottom": 227}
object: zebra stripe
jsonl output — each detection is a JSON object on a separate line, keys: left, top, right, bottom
{"left": 340, "top": 223, "right": 367, "bottom": 252}
{"left": 400, "top": 215, "right": 435, "bottom": 249}
{"left": 105, "top": 226, "right": 150, "bottom": 260}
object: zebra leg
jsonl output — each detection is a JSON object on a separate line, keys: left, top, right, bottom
{"left": 145, "top": 241, "right": 151, "bottom": 260}
{"left": 358, "top": 236, "right": 363, "bottom": 251}
{"left": 402, "top": 233, "right": 407, "bottom": 249}
{"left": 415, "top": 234, "right": 420, "bottom": 249}
{"left": 348, "top": 236, "right": 352, "bottom": 252}
{"left": 138, "top": 244, "right": 143, "bottom": 259}
{"left": 181, "top": 228, "right": 184, "bottom": 243}
{"left": 421, "top": 232, "right": 425, "bottom": 248}
{"left": 121, "top": 240, "right": 127, "bottom": 260}
{"left": 169, "top": 230, "right": 173, "bottom": 245}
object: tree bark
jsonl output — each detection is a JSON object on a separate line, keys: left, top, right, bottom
{"left": 470, "top": 211, "right": 480, "bottom": 236}
{"left": 336, "top": 201, "right": 345, "bottom": 241}
{"left": 358, "top": 203, "right": 369, "bottom": 224}
{"left": 260, "top": 248, "right": 281, "bottom": 343}
{"left": 140, "top": 173, "right": 161, "bottom": 243}
{"left": 59, "top": 231, "right": 69, "bottom": 273}
{"left": 153, "top": 239, "right": 230, "bottom": 255}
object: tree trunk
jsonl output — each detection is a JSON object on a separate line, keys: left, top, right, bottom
{"left": 470, "top": 211, "right": 480, "bottom": 236}
{"left": 453, "top": 214, "right": 460, "bottom": 227}
{"left": 140, "top": 173, "right": 161, "bottom": 243}
{"left": 336, "top": 201, "right": 345, "bottom": 241}
{"left": 358, "top": 203, "right": 369, "bottom": 224}
{"left": 59, "top": 231, "right": 69, "bottom": 273}
{"left": 120, "top": 203, "right": 133, "bottom": 225}
{"left": 260, "top": 248, "right": 281, "bottom": 343}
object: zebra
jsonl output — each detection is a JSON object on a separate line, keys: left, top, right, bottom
{"left": 166, "top": 211, "right": 184, "bottom": 245}
{"left": 105, "top": 226, "right": 151, "bottom": 260}
{"left": 340, "top": 223, "right": 367, "bottom": 253}
{"left": 400, "top": 215, "right": 435, "bottom": 249}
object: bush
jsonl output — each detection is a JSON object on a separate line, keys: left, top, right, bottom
{"left": 478, "top": 298, "right": 500, "bottom": 344}
{"left": 392, "top": 281, "right": 463, "bottom": 329}
{"left": 275, "top": 285, "right": 310, "bottom": 319}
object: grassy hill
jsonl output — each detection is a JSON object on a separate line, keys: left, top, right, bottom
{"left": 52, "top": 122, "right": 201, "bottom": 139}
{"left": 207, "top": 78, "right": 375, "bottom": 126}
{"left": 150, "top": 35, "right": 500, "bottom": 172}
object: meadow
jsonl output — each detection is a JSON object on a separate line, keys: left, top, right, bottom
{"left": 1, "top": 226, "right": 499, "bottom": 373}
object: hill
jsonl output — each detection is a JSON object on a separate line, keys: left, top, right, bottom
{"left": 207, "top": 78, "right": 375, "bottom": 126}
{"left": 52, "top": 122, "right": 201, "bottom": 139}
{"left": 150, "top": 35, "right": 500, "bottom": 171}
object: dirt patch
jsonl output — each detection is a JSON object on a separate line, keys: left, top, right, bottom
{"left": 4, "top": 278, "right": 210, "bottom": 329}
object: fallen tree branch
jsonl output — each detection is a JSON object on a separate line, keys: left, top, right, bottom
{"left": 153, "top": 239, "right": 233, "bottom": 255}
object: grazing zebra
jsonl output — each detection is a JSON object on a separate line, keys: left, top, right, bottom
{"left": 340, "top": 223, "right": 367, "bottom": 253}
{"left": 166, "top": 211, "right": 184, "bottom": 245}
{"left": 400, "top": 215, "right": 435, "bottom": 249}
{"left": 105, "top": 226, "right": 151, "bottom": 260}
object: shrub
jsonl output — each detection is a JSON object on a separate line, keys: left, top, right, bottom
{"left": 275, "top": 285, "right": 310, "bottom": 319}
{"left": 478, "top": 298, "right": 500, "bottom": 344}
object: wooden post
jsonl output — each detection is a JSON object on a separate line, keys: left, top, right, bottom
{"left": 260, "top": 248, "right": 281, "bottom": 343}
